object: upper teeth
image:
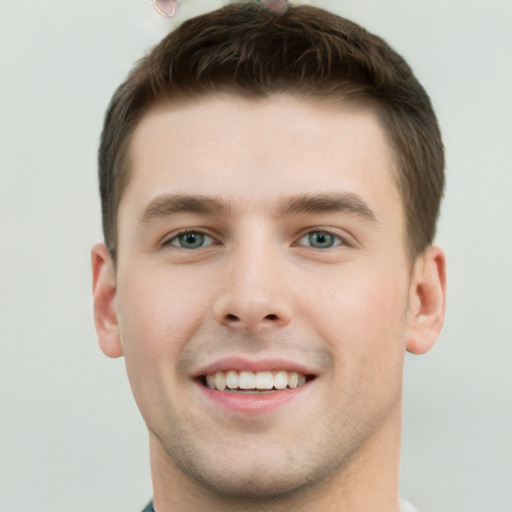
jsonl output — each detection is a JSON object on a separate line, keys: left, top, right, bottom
{"left": 205, "top": 370, "right": 307, "bottom": 391}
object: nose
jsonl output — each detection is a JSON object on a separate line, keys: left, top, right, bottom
{"left": 213, "top": 243, "right": 293, "bottom": 334}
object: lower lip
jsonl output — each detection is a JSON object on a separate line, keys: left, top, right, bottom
{"left": 196, "top": 380, "right": 312, "bottom": 414}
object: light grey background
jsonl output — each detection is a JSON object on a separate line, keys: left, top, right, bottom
{"left": 1, "top": 1, "right": 511, "bottom": 511}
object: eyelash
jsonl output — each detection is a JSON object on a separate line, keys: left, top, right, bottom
{"left": 162, "top": 227, "right": 348, "bottom": 250}
{"left": 162, "top": 229, "right": 217, "bottom": 250}
{"left": 295, "top": 230, "right": 345, "bottom": 249}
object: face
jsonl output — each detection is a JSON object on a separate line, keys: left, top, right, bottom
{"left": 100, "top": 94, "right": 418, "bottom": 502}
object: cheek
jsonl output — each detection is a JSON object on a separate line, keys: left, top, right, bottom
{"left": 301, "top": 262, "right": 409, "bottom": 369}
{"left": 114, "top": 267, "right": 214, "bottom": 422}
{"left": 116, "top": 266, "right": 212, "bottom": 371}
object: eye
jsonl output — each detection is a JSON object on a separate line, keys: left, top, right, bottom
{"left": 167, "top": 231, "right": 216, "bottom": 250}
{"left": 297, "top": 230, "right": 343, "bottom": 249}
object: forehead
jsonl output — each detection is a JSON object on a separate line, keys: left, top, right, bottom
{"left": 120, "top": 93, "right": 401, "bottom": 223}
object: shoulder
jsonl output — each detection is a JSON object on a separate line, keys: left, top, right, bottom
{"left": 400, "top": 500, "right": 419, "bottom": 512}
{"left": 141, "top": 501, "right": 154, "bottom": 512}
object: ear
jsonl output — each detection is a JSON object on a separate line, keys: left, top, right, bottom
{"left": 406, "top": 245, "right": 446, "bottom": 355}
{"left": 91, "top": 243, "right": 123, "bottom": 358}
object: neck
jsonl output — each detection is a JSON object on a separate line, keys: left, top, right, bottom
{"left": 149, "top": 401, "right": 403, "bottom": 512}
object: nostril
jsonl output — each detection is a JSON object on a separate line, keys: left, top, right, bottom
{"left": 265, "top": 314, "right": 278, "bottom": 321}
{"left": 226, "top": 314, "right": 239, "bottom": 322}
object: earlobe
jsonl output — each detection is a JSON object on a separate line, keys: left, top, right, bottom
{"left": 91, "top": 243, "right": 124, "bottom": 358}
{"left": 406, "top": 246, "right": 447, "bottom": 355}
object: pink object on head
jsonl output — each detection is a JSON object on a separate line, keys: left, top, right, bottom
{"left": 152, "top": 0, "right": 178, "bottom": 18}
{"left": 259, "top": 0, "right": 290, "bottom": 15}
{"left": 152, "top": 0, "right": 289, "bottom": 19}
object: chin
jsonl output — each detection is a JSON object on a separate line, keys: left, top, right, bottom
{"left": 166, "top": 438, "right": 343, "bottom": 504}
{"left": 181, "top": 463, "right": 318, "bottom": 502}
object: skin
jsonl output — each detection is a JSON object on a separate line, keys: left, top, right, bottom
{"left": 92, "top": 94, "right": 446, "bottom": 512}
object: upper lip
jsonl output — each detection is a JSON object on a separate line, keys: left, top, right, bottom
{"left": 193, "top": 355, "right": 317, "bottom": 378}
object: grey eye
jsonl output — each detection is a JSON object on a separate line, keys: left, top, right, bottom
{"left": 299, "top": 231, "right": 342, "bottom": 249}
{"left": 170, "top": 232, "right": 214, "bottom": 249}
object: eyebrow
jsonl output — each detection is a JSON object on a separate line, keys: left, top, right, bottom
{"left": 139, "top": 192, "right": 377, "bottom": 224}
{"left": 140, "top": 194, "right": 232, "bottom": 223}
{"left": 278, "top": 193, "right": 378, "bottom": 223}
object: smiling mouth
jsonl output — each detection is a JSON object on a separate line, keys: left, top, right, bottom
{"left": 199, "top": 370, "right": 314, "bottom": 393}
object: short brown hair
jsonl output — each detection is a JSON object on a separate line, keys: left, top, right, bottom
{"left": 99, "top": 2, "right": 444, "bottom": 260}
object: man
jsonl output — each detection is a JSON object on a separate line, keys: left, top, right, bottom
{"left": 92, "top": 3, "right": 446, "bottom": 511}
